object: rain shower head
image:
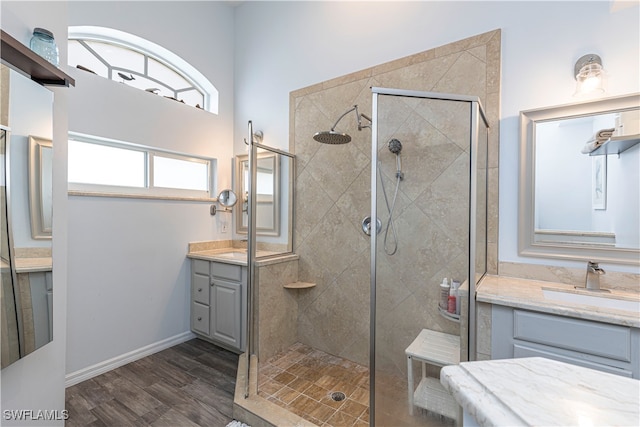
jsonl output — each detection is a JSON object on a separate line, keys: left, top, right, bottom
{"left": 388, "top": 138, "right": 402, "bottom": 154}
{"left": 314, "top": 105, "right": 371, "bottom": 145}
{"left": 313, "top": 130, "right": 352, "bottom": 145}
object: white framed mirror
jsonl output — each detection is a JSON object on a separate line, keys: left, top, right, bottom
{"left": 236, "top": 153, "right": 280, "bottom": 236}
{"left": 1, "top": 66, "right": 54, "bottom": 370}
{"left": 519, "top": 93, "right": 640, "bottom": 265}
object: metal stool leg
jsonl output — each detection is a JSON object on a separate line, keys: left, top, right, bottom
{"left": 407, "top": 355, "right": 414, "bottom": 416}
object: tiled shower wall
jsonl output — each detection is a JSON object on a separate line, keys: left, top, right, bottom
{"left": 289, "top": 30, "right": 501, "bottom": 370}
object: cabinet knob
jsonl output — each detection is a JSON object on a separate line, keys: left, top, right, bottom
{"left": 197, "top": 316, "right": 202, "bottom": 321}
{"left": 198, "top": 288, "right": 203, "bottom": 292}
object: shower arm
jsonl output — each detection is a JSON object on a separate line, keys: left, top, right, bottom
{"left": 331, "top": 105, "right": 372, "bottom": 132}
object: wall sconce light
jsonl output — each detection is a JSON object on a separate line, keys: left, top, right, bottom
{"left": 253, "top": 130, "right": 264, "bottom": 143}
{"left": 574, "top": 54, "right": 605, "bottom": 96}
{"left": 244, "top": 130, "right": 264, "bottom": 147}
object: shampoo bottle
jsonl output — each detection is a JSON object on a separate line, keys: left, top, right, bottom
{"left": 452, "top": 280, "right": 461, "bottom": 315}
{"left": 447, "top": 295, "right": 456, "bottom": 314}
{"left": 439, "top": 278, "right": 450, "bottom": 310}
{"left": 448, "top": 283, "right": 457, "bottom": 314}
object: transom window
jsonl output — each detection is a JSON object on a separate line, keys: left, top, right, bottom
{"left": 68, "top": 132, "right": 216, "bottom": 200}
{"left": 68, "top": 26, "right": 218, "bottom": 113}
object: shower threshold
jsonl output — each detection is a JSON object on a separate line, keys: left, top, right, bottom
{"left": 233, "top": 352, "right": 314, "bottom": 427}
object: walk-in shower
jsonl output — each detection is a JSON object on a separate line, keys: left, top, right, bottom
{"left": 239, "top": 87, "right": 489, "bottom": 427}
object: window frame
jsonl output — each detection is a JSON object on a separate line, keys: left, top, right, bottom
{"left": 68, "top": 132, "right": 217, "bottom": 201}
{"left": 68, "top": 26, "right": 218, "bottom": 113}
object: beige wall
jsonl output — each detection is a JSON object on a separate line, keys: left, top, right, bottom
{"left": 256, "top": 259, "right": 299, "bottom": 360}
{"left": 288, "top": 30, "right": 501, "bottom": 372}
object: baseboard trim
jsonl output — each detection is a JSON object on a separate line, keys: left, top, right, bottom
{"left": 65, "top": 331, "right": 196, "bottom": 387}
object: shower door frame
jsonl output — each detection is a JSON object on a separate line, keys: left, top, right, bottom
{"left": 369, "top": 87, "right": 489, "bottom": 424}
{"left": 244, "top": 120, "right": 296, "bottom": 398}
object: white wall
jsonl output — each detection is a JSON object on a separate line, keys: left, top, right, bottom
{"left": 233, "top": 0, "right": 640, "bottom": 273}
{"left": 7, "top": 72, "right": 54, "bottom": 249}
{"left": 0, "top": 2, "right": 69, "bottom": 425}
{"left": 65, "top": 1, "right": 236, "bottom": 376}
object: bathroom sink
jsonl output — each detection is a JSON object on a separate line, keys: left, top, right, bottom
{"left": 213, "top": 250, "right": 247, "bottom": 260}
{"left": 212, "top": 249, "right": 279, "bottom": 260}
{"left": 542, "top": 287, "right": 640, "bottom": 312}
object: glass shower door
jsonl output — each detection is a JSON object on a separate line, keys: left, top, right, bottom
{"left": 371, "top": 88, "right": 488, "bottom": 426}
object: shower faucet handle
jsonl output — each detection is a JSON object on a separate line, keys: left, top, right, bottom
{"left": 362, "top": 216, "right": 382, "bottom": 236}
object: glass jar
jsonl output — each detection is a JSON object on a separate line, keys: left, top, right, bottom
{"left": 29, "top": 27, "right": 59, "bottom": 67}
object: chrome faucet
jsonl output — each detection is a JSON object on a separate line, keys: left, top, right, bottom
{"left": 585, "top": 261, "right": 606, "bottom": 291}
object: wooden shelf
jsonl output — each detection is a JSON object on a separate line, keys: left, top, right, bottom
{"left": 283, "top": 281, "right": 316, "bottom": 289}
{"left": 1, "top": 30, "right": 74, "bottom": 87}
{"left": 590, "top": 135, "right": 639, "bottom": 156}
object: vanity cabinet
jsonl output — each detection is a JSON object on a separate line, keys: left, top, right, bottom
{"left": 492, "top": 306, "right": 640, "bottom": 378}
{"left": 190, "top": 259, "right": 246, "bottom": 353}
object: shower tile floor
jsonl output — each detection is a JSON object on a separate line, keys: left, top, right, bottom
{"left": 258, "top": 343, "right": 453, "bottom": 427}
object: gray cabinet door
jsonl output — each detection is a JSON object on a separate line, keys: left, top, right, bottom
{"left": 211, "top": 279, "right": 242, "bottom": 349}
{"left": 492, "top": 305, "right": 640, "bottom": 379}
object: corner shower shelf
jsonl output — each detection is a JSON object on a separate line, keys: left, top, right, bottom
{"left": 438, "top": 307, "right": 461, "bottom": 323}
{"left": 1, "top": 29, "right": 75, "bottom": 87}
{"left": 283, "top": 281, "right": 316, "bottom": 289}
{"left": 589, "top": 135, "right": 640, "bottom": 156}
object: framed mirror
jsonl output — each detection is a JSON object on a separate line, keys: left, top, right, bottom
{"left": 519, "top": 93, "right": 640, "bottom": 265}
{"left": 28, "top": 136, "right": 52, "bottom": 239}
{"left": 1, "top": 66, "right": 54, "bottom": 370}
{"left": 236, "top": 153, "right": 280, "bottom": 236}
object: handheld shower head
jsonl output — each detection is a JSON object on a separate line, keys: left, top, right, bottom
{"left": 388, "top": 139, "right": 402, "bottom": 154}
{"left": 388, "top": 139, "right": 404, "bottom": 180}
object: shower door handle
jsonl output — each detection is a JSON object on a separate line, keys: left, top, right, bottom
{"left": 362, "top": 216, "right": 382, "bottom": 236}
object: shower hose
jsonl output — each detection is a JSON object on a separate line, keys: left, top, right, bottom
{"left": 378, "top": 161, "right": 401, "bottom": 256}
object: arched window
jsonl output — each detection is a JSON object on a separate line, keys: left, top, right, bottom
{"left": 68, "top": 26, "right": 218, "bottom": 113}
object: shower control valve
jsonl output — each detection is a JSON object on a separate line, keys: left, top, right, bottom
{"left": 362, "top": 216, "right": 382, "bottom": 236}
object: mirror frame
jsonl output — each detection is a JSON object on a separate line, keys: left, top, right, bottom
{"left": 235, "top": 152, "right": 280, "bottom": 236}
{"left": 28, "top": 136, "right": 52, "bottom": 240}
{"left": 519, "top": 93, "right": 640, "bottom": 265}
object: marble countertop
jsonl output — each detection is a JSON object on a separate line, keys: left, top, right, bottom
{"left": 15, "top": 257, "right": 52, "bottom": 273}
{"left": 187, "top": 247, "right": 298, "bottom": 267}
{"left": 441, "top": 357, "right": 640, "bottom": 426}
{"left": 477, "top": 275, "right": 640, "bottom": 327}
{"left": 1, "top": 257, "right": 52, "bottom": 273}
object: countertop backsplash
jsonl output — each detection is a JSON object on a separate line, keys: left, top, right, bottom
{"left": 499, "top": 261, "right": 639, "bottom": 294}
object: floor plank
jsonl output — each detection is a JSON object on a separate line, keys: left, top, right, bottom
{"left": 65, "top": 339, "right": 239, "bottom": 427}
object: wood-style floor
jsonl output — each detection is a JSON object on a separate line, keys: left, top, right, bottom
{"left": 65, "top": 339, "right": 239, "bottom": 427}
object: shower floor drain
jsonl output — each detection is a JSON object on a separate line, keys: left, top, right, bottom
{"left": 330, "top": 391, "right": 346, "bottom": 402}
